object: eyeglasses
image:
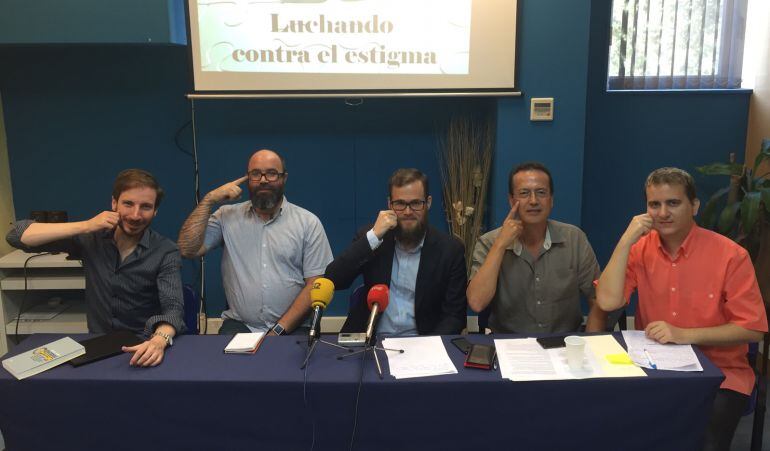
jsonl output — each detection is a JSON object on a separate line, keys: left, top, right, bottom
{"left": 248, "top": 170, "right": 286, "bottom": 182}
{"left": 514, "top": 189, "right": 550, "bottom": 199}
{"left": 390, "top": 199, "right": 427, "bottom": 211}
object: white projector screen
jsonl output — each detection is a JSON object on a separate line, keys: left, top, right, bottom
{"left": 186, "top": 0, "right": 518, "bottom": 95}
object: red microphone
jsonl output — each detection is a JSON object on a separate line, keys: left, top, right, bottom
{"left": 365, "top": 284, "right": 389, "bottom": 342}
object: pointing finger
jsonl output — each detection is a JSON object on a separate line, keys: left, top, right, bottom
{"left": 233, "top": 175, "right": 249, "bottom": 185}
{"left": 507, "top": 202, "right": 520, "bottom": 220}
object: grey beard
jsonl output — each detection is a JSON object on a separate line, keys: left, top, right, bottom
{"left": 250, "top": 188, "right": 282, "bottom": 210}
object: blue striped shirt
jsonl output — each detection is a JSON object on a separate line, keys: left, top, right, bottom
{"left": 7, "top": 220, "right": 186, "bottom": 337}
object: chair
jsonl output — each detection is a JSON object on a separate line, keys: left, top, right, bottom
{"left": 349, "top": 285, "right": 367, "bottom": 313}
{"left": 746, "top": 338, "right": 767, "bottom": 451}
{"left": 476, "top": 306, "right": 490, "bottom": 334}
{"left": 182, "top": 284, "right": 201, "bottom": 335}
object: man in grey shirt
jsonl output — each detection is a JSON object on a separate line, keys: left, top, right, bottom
{"left": 178, "top": 149, "right": 333, "bottom": 335}
{"left": 6, "top": 169, "right": 184, "bottom": 367}
{"left": 466, "top": 162, "right": 606, "bottom": 333}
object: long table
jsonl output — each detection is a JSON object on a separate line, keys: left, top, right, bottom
{"left": 0, "top": 333, "right": 723, "bottom": 451}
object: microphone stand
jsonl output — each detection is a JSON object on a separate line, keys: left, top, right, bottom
{"left": 336, "top": 336, "right": 404, "bottom": 379}
{"left": 299, "top": 333, "right": 352, "bottom": 370}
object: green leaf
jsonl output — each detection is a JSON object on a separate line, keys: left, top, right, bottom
{"left": 754, "top": 150, "right": 769, "bottom": 174}
{"left": 740, "top": 192, "right": 761, "bottom": 234}
{"left": 718, "top": 202, "right": 740, "bottom": 234}
{"left": 695, "top": 163, "right": 744, "bottom": 176}
{"left": 760, "top": 187, "right": 770, "bottom": 214}
{"left": 697, "top": 186, "right": 730, "bottom": 229}
{"left": 698, "top": 198, "right": 719, "bottom": 229}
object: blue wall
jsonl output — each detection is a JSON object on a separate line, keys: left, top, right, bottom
{"left": 0, "top": 0, "right": 753, "bottom": 319}
{"left": 582, "top": 0, "right": 752, "bottom": 269}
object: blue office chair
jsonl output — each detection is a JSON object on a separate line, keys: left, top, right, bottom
{"left": 182, "top": 284, "right": 201, "bottom": 335}
{"left": 476, "top": 306, "right": 490, "bottom": 334}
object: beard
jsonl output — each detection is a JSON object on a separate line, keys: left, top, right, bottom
{"left": 395, "top": 216, "right": 428, "bottom": 248}
{"left": 117, "top": 218, "right": 149, "bottom": 238}
{"left": 250, "top": 183, "right": 284, "bottom": 211}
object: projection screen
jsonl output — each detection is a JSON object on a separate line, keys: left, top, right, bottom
{"left": 186, "top": 0, "right": 519, "bottom": 96}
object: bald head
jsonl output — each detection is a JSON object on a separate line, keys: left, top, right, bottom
{"left": 248, "top": 149, "right": 286, "bottom": 173}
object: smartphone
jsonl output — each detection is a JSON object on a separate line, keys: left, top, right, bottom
{"left": 451, "top": 337, "right": 472, "bottom": 354}
{"left": 536, "top": 336, "right": 566, "bottom": 349}
{"left": 464, "top": 344, "right": 496, "bottom": 370}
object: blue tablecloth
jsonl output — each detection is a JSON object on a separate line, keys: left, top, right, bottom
{"left": 0, "top": 333, "right": 723, "bottom": 451}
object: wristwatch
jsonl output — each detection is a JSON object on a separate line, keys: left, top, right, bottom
{"left": 152, "top": 331, "right": 173, "bottom": 347}
{"left": 271, "top": 323, "right": 286, "bottom": 336}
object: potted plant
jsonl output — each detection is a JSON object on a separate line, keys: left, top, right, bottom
{"left": 696, "top": 138, "right": 770, "bottom": 449}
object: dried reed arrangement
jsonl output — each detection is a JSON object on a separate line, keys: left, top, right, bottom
{"left": 438, "top": 116, "right": 495, "bottom": 276}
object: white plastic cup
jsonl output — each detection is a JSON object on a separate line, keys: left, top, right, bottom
{"left": 564, "top": 335, "right": 586, "bottom": 370}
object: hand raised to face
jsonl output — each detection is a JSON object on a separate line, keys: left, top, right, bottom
{"left": 207, "top": 175, "right": 248, "bottom": 204}
{"left": 495, "top": 202, "right": 523, "bottom": 248}
{"left": 372, "top": 210, "right": 398, "bottom": 239}
{"left": 622, "top": 213, "right": 653, "bottom": 246}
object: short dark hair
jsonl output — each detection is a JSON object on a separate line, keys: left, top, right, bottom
{"left": 645, "top": 167, "right": 697, "bottom": 202}
{"left": 112, "top": 169, "right": 164, "bottom": 209}
{"left": 388, "top": 168, "right": 429, "bottom": 198}
{"left": 508, "top": 162, "right": 554, "bottom": 195}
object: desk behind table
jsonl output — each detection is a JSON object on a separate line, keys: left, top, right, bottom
{"left": 0, "top": 333, "right": 723, "bottom": 451}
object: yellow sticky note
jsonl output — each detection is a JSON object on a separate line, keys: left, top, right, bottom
{"left": 605, "top": 353, "right": 634, "bottom": 365}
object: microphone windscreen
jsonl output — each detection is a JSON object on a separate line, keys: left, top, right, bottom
{"left": 366, "top": 284, "right": 389, "bottom": 311}
{"left": 310, "top": 277, "right": 335, "bottom": 308}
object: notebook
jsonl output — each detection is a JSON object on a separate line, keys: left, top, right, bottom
{"left": 224, "top": 332, "right": 266, "bottom": 354}
{"left": 69, "top": 330, "right": 144, "bottom": 367}
{"left": 3, "top": 337, "right": 85, "bottom": 380}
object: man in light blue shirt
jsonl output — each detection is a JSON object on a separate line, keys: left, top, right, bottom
{"left": 326, "top": 168, "right": 467, "bottom": 336}
{"left": 178, "top": 149, "right": 333, "bottom": 335}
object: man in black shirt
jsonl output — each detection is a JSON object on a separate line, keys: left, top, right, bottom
{"left": 6, "top": 169, "right": 185, "bottom": 367}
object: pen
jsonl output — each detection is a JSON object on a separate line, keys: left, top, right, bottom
{"left": 644, "top": 349, "right": 658, "bottom": 370}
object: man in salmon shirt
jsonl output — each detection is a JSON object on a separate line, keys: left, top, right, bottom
{"left": 596, "top": 167, "right": 767, "bottom": 451}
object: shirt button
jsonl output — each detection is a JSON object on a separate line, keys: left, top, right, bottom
{"left": 538, "top": 323, "right": 544, "bottom": 328}
{"left": 262, "top": 244, "right": 266, "bottom": 248}
{"left": 263, "top": 264, "right": 267, "bottom": 268}
{"left": 535, "top": 277, "right": 540, "bottom": 282}
{"left": 708, "top": 294, "right": 714, "bottom": 299}
{"left": 672, "top": 312, "right": 678, "bottom": 316}
{"left": 671, "top": 287, "right": 676, "bottom": 292}
{"left": 537, "top": 301, "right": 542, "bottom": 305}
{"left": 672, "top": 263, "right": 677, "bottom": 267}
{"left": 262, "top": 284, "right": 267, "bottom": 288}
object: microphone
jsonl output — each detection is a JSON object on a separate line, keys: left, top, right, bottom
{"left": 365, "top": 284, "right": 390, "bottom": 343}
{"left": 308, "top": 277, "right": 335, "bottom": 345}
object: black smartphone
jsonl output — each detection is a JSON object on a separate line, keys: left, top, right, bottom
{"left": 451, "top": 337, "right": 472, "bottom": 354}
{"left": 536, "top": 336, "right": 566, "bottom": 349}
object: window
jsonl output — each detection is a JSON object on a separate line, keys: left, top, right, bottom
{"left": 608, "top": 0, "right": 748, "bottom": 90}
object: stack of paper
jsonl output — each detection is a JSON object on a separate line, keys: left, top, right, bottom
{"left": 2, "top": 337, "right": 85, "bottom": 380}
{"left": 494, "top": 335, "right": 647, "bottom": 381}
{"left": 224, "top": 332, "right": 266, "bottom": 354}
{"left": 382, "top": 336, "right": 458, "bottom": 379}
{"left": 622, "top": 330, "right": 703, "bottom": 371}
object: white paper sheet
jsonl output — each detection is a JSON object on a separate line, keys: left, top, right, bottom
{"left": 622, "top": 330, "right": 703, "bottom": 372}
{"left": 494, "top": 336, "right": 647, "bottom": 381}
{"left": 382, "top": 336, "right": 458, "bottom": 379}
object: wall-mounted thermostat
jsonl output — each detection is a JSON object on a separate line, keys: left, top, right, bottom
{"left": 530, "top": 97, "right": 554, "bottom": 121}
